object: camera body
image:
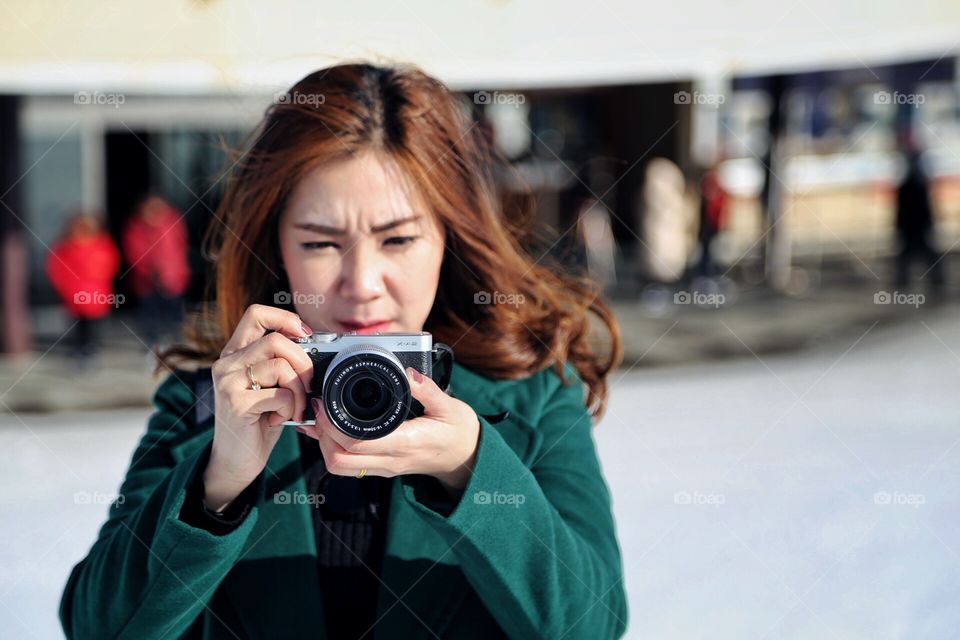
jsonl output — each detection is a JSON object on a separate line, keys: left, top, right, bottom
{"left": 285, "top": 331, "right": 453, "bottom": 440}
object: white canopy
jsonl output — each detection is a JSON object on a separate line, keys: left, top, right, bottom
{"left": 0, "top": 0, "right": 958, "bottom": 93}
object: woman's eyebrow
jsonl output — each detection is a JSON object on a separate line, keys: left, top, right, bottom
{"left": 293, "top": 215, "right": 422, "bottom": 236}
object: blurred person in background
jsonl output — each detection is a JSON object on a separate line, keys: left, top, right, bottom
{"left": 641, "top": 157, "right": 691, "bottom": 284}
{"left": 122, "top": 194, "right": 191, "bottom": 349}
{"left": 577, "top": 197, "right": 619, "bottom": 291}
{"left": 895, "top": 143, "right": 944, "bottom": 292}
{"left": 45, "top": 211, "right": 121, "bottom": 369}
{"left": 696, "top": 160, "right": 729, "bottom": 281}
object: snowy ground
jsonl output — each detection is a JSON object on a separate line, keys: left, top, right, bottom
{"left": 1, "top": 312, "right": 958, "bottom": 639}
{"left": 596, "top": 313, "right": 960, "bottom": 639}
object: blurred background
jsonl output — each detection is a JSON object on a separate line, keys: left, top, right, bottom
{"left": 0, "top": 1, "right": 958, "bottom": 638}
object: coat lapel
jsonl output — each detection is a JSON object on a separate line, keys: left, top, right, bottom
{"left": 373, "top": 362, "right": 538, "bottom": 638}
{"left": 220, "top": 427, "right": 327, "bottom": 638}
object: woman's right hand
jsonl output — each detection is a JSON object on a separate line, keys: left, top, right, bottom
{"left": 202, "top": 304, "right": 316, "bottom": 512}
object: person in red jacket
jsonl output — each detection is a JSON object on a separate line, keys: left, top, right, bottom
{"left": 46, "top": 212, "right": 121, "bottom": 368}
{"left": 122, "top": 194, "right": 191, "bottom": 349}
{"left": 696, "top": 162, "right": 730, "bottom": 279}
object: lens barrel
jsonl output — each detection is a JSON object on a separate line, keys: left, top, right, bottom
{"left": 321, "top": 344, "right": 411, "bottom": 439}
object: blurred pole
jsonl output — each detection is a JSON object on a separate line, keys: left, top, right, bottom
{"left": 0, "top": 95, "right": 31, "bottom": 357}
{"left": 690, "top": 75, "right": 731, "bottom": 168}
{"left": 762, "top": 75, "right": 791, "bottom": 291}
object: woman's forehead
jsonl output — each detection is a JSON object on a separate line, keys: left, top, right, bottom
{"left": 283, "top": 152, "right": 434, "bottom": 231}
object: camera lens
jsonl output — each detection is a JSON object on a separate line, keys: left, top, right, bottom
{"left": 342, "top": 372, "right": 392, "bottom": 422}
{"left": 321, "top": 345, "right": 411, "bottom": 439}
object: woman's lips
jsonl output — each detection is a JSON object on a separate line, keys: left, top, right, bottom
{"left": 338, "top": 320, "right": 392, "bottom": 334}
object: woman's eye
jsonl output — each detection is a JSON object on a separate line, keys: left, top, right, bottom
{"left": 301, "top": 237, "right": 418, "bottom": 250}
{"left": 384, "top": 236, "right": 418, "bottom": 247}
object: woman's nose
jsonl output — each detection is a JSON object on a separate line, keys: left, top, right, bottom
{"left": 338, "top": 244, "right": 385, "bottom": 302}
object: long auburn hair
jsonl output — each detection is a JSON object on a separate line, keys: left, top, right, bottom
{"left": 160, "top": 62, "right": 622, "bottom": 420}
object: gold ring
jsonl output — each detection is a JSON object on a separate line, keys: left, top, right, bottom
{"left": 356, "top": 468, "right": 367, "bottom": 479}
{"left": 246, "top": 365, "right": 261, "bottom": 391}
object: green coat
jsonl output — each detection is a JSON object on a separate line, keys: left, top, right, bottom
{"left": 60, "top": 361, "right": 627, "bottom": 639}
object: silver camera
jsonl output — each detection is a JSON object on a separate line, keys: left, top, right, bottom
{"left": 283, "top": 331, "right": 453, "bottom": 440}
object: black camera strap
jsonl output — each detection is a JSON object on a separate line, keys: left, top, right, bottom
{"left": 193, "top": 367, "right": 215, "bottom": 427}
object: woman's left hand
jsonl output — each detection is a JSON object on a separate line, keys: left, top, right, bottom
{"left": 296, "top": 368, "right": 480, "bottom": 492}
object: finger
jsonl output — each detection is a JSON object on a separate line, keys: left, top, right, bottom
{"left": 310, "top": 398, "right": 380, "bottom": 454}
{"left": 245, "top": 357, "right": 306, "bottom": 423}
{"left": 316, "top": 428, "right": 395, "bottom": 477}
{"left": 233, "top": 331, "right": 316, "bottom": 395}
{"left": 248, "top": 387, "right": 297, "bottom": 426}
{"left": 406, "top": 367, "right": 450, "bottom": 418}
{"left": 295, "top": 425, "right": 319, "bottom": 440}
{"left": 290, "top": 401, "right": 332, "bottom": 441}
{"left": 221, "top": 304, "right": 312, "bottom": 356}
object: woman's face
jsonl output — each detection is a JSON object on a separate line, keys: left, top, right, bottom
{"left": 278, "top": 151, "right": 445, "bottom": 335}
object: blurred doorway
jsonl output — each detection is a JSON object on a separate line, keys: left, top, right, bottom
{"left": 105, "top": 130, "right": 152, "bottom": 304}
{"left": 105, "top": 130, "right": 151, "bottom": 245}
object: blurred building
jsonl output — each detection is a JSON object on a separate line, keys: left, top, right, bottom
{"left": 1, "top": 1, "right": 959, "bottom": 353}
{"left": 717, "top": 59, "right": 960, "bottom": 287}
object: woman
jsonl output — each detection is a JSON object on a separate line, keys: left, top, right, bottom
{"left": 60, "top": 63, "right": 627, "bottom": 639}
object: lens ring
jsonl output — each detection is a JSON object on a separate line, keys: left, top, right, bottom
{"left": 322, "top": 351, "right": 410, "bottom": 439}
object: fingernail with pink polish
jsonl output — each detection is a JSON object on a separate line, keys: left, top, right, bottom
{"left": 301, "top": 321, "right": 313, "bottom": 336}
{"left": 408, "top": 367, "right": 424, "bottom": 384}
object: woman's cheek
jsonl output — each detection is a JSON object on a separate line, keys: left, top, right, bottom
{"left": 288, "top": 266, "right": 337, "bottom": 327}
